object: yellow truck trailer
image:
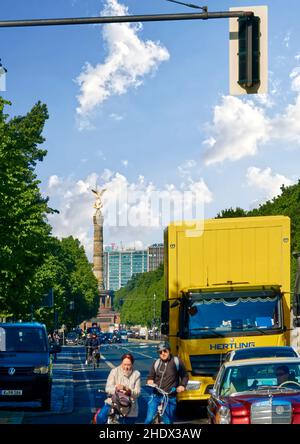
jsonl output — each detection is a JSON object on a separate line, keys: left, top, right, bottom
{"left": 162, "top": 216, "right": 291, "bottom": 401}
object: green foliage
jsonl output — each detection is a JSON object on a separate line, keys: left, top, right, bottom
{"left": 0, "top": 98, "right": 54, "bottom": 317}
{"left": 114, "top": 263, "right": 164, "bottom": 327}
{"left": 30, "top": 236, "right": 99, "bottom": 330}
{"left": 0, "top": 98, "right": 98, "bottom": 329}
{"left": 217, "top": 181, "right": 300, "bottom": 295}
{"left": 216, "top": 207, "right": 247, "bottom": 218}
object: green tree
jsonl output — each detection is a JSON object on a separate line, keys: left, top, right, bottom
{"left": 114, "top": 264, "right": 164, "bottom": 327}
{"left": 217, "top": 181, "right": 300, "bottom": 296}
{"left": 216, "top": 207, "right": 248, "bottom": 218}
{"left": 31, "top": 236, "right": 99, "bottom": 330}
{"left": 0, "top": 98, "right": 55, "bottom": 318}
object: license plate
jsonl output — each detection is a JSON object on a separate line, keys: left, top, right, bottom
{"left": 1, "top": 390, "right": 23, "bottom": 396}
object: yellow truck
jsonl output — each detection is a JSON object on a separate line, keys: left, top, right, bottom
{"left": 161, "top": 216, "right": 292, "bottom": 401}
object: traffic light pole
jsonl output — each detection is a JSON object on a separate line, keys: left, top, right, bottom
{"left": 0, "top": 10, "right": 254, "bottom": 28}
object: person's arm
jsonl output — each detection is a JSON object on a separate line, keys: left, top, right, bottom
{"left": 105, "top": 369, "right": 116, "bottom": 395}
{"left": 177, "top": 358, "right": 189, "bottom": 392}
{"left": 147, "top": 361, "right": 156, "bottom": 385}
{"left": 129, "top": 371, "right": 141, "bottom": 398}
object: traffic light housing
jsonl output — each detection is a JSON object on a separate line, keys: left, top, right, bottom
{"left": 229, "top": 6, "right": 268, "bottom": 95}
{"left": 238, "top": 15, "right": 260, "bottom": 88}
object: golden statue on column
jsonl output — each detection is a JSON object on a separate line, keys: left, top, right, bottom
{"left": 92, "top": 187, "right": 111, "bottom": 311}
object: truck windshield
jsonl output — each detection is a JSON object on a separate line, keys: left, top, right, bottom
{"left": 0, "top": 327, "right": 48, "bottom": 352}
{"left": 183, "top": 292, "right": 282, "bottom": 338}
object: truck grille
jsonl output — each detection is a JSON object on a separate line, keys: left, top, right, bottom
{"left": 251, "top": 399, "right": 292, "bottom": 424}
{"left": 0, "top": 367, "right": 34, "bottom": 376}
{"left": 189, "top": 354, "right": 225, "bottom": 376}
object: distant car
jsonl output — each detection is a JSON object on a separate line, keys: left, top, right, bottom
{"left": 207, "top": 357, "right": 300, "bottom": 424}
{"left": 65, "top": 332, "right": 79, "bottom": 345}
{"left": 119, "top": 330, "right": 128, "bottom": 343}
{"left": 127, "top": 330, "right": 135, "bottom": 339}
{"left": 224, "top": 346, "right": 300, "bottom": 362}
{"left": 87, "top": 326, "right": 101, "bottom": 336}
{"left": 101, "top": 332, "right": 115, "bottom": 344}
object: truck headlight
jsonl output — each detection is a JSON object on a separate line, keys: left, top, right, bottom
{"left": 216, "top": 406, "right": 231, "bottom": 424}
{"left": 33, "top": 366, "right": 49, "bottom": 374}
{"left": 186, "top": 381, "right": 201, "bottom": 391}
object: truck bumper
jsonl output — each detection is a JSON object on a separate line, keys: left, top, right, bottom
{"left": 178, "top": 376, "right": 215, "bottom": 402}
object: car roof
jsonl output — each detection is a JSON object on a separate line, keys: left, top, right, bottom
{"left": 223, "top": 357, "right": 300, "bottom": 368}
{"left": 227, "top": 346, "right": 299, "bottom": 358}
{"left": 0, "top": 322, "right": 45, "bottom": 328}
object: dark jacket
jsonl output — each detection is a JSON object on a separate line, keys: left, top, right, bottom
{"left": 147, "top": 355, "right": 188, "bottom": 396}
{"left": 86, "top": 337, "right": 100, "bottom": 348}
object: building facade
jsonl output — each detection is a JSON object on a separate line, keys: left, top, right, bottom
{"left": 104, "top": 249, "right": 148, "bottom": 291}
{"left": 148, "top": 243, "right": 164, "bottom": 271}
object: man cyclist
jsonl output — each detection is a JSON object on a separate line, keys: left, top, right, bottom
{"left": 145, "top": 341, "right": 188, "bottom": 424}
{"left": 85, "top": 332, "right": 100, "bottom": 367}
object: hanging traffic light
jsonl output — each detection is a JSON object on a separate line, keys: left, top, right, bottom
{"left": 229, "top": 6, "right": 268, "bottom": 95}
{"left": 237, "top": 15, "right": 260, "bottom": 88}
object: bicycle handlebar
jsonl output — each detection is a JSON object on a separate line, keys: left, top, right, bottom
{"left": 146, "top": 384, "right": 176, "bottom": 396}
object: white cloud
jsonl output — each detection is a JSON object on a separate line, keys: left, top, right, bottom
{"left": 75, "top": 0, "right": 170, "bottom": 126}
{"left": 96, "top": 150, "right": 106, "bottom": 160}
{"left": 203, "top": 62, "right": 300, "bottom": 165}
{"left": 203, "top": 96, "right": 270, "bottom": 165}
{"left": 271, "top": 68, "right": 300, "bottom": 144}
{"left": 110, "top": 113, "right": 124, "bottom": 121}
{"left": 246, "top": 166, "right": 294, "bottom": 200}
{"left": 177, "top": 159, "right": 197, "bottom": 178}
{"left": 284, "top": 31, "right": 291, "bottom": 48}
{"left": 122, "top": 159, "right": 128, "bottom": 167}
{"left": 46, "top": 170, "right": 213, "bottom": 260}
{"left": 48, "top": 175, "right": 61, "bottom": 189}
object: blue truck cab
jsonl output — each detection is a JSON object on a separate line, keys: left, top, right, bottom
{"left": 0, "top": 322, "right": 56, "bottom": 410}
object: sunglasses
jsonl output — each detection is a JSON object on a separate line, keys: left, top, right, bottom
{"left": 159, "top": 349, "right": 169, "bottom": 354}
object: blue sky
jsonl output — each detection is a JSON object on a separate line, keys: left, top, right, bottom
{"left": 1, "top": 0, "right": 300, "bottom": 258}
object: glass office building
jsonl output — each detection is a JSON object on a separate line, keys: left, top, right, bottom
{"left": 104, "top": 249, "right": 148, "bottom": 291}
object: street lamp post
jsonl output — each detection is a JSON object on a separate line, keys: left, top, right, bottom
{"left": 153, "top": 293, "right": 156, "bottom": 339}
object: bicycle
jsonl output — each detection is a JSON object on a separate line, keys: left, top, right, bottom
{"left": 146, "top": 384, "right": 176, "bottom": 424}
{"left": 86, "top": 346, "right": 100, "bottom": 370}
{"left": 93, "top": 389, "right": 132, "bottom": 424}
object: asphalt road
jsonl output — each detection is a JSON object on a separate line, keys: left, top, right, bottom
{"left": 0, "top": 341, "right": 208, "bottom": 424}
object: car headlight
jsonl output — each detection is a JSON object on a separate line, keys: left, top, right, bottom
{"left": 33, "top": 366, "right": 49, "bottom": 374}
{"left": 216, "top": 406, "right": 231, "bottom": 424}
{"left": 186, "top": 380, "right": 201, "bottom": 391}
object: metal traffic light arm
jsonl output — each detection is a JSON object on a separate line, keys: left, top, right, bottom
{"left": 0, "top": 9, "right": 254, "bottom": 28}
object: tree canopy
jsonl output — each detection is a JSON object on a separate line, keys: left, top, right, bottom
{"left": 114, "top": 263, "right": 164, "bottom": 327}
{"left": 216, "top": 182, "right": 300, "bottom": 294}
{"left": 0, "top": 98, "right": 98, "bottom": 329}
{"left": 0, "top": 98, "right": 54, "bottom": 317}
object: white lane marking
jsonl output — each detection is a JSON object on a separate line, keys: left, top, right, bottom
{"left": 100, "top": 354, "right": 116, "bottom": 369}
{"left": 77, "top": 348, "right": 96, "bottom": 413}
{"left": 120, "top": 345, "right": 154, "bottom": 359}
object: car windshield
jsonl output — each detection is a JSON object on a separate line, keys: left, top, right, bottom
{"left": 220, "top": 362, "right": 300, "bottom": 396}
{"left": 0, "top": 327, "right": 48, "bottom": 352}
{"left": 183, "top": 291, "right": 282, "bottom": 338}
{"left": 66, "top": 333, "right": 77, "bottom": 339}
